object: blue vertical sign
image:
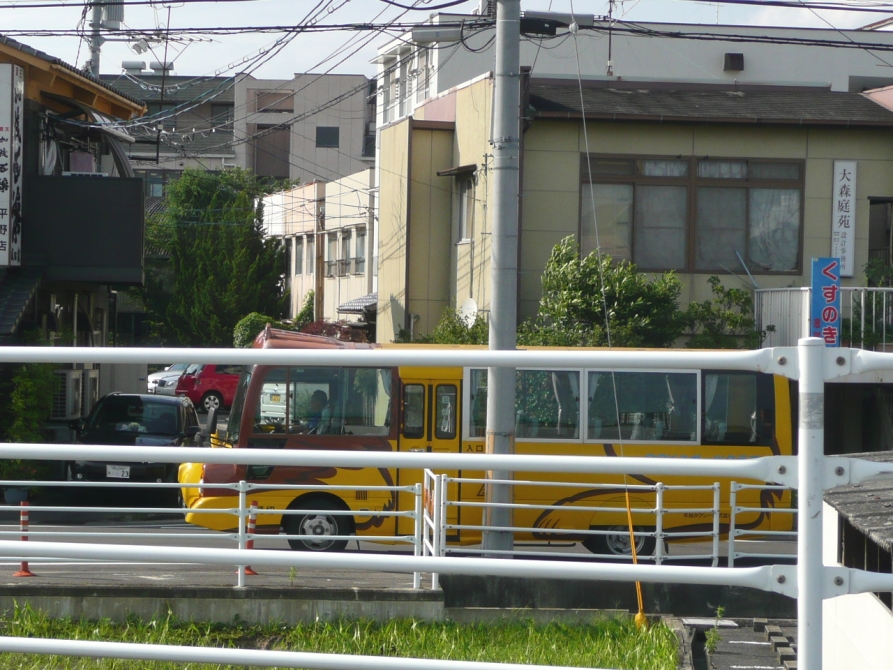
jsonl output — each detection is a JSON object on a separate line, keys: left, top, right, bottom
{"left": 811, "top": 257, "right": 841, "bottom": 346}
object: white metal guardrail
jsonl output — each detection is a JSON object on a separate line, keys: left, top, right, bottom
{"left": 756, "top": 286, "right": 893, "bottom": 349}
{"left": 421, "top": 474, "right": 724, "bottom": 565}
{"left": 0, "top": 478, "right": 424, "bottom": 588}
{"left": 0, "top": 343, "right": 891, "bottom": 670}
{"left": 728, "top": 482, "right": 797, "bottom": 568}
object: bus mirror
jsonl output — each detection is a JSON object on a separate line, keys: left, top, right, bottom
{"left": 207, "top": 406, "right": 218, "bottom": 437}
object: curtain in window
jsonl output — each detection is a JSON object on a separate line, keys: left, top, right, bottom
{"left": 748, "top": 188, "right": 800, "bottom": 271}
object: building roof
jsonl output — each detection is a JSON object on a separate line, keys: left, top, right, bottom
{"left": 825, "top": 451, "right": 893, "bottom": 553}
{"left": 99, "top": 74, "right": 235, "bottom": 104}
{"left": 0, "top": 34, "right": 144, "bottom": 108}
{"left": 527, "top": 79, "right": 893, "bottom": 127}
{"left": 337, "top": 292, "right": 377, "bottom": 314}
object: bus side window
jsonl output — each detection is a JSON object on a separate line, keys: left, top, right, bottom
{"left": 403, "top": 384, "right": 425, "bottom": 439}
{"left": 703, "top": 372, "right": 774, "bottom": 446}
{"left": 588, "top": 371, "right": 696, "bottom": 442}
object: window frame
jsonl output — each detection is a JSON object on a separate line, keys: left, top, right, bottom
{"left": 316, "top": 126, "right": 340, "bottom": 148}
{"left": 580, "top": 154, "right": 805, "bottom": 274}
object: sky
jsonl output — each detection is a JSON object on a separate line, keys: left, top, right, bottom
{"left": 1, "top": 0, "right": 889, "bottom": 81}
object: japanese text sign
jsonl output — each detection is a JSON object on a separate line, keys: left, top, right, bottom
{"left": 811, "top": 257, "right": 841, "bottom": 346}
{"left": 0, "top": 64, "right": 23, "bottom": 266}
{"left": 831, "top": 160, "right": 856, "bottom": 278}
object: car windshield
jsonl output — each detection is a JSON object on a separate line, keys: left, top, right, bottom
{"left": 184, "top": 364, "right": 202, "bottom": 375}
{"left": 87, "top": 398, "right": 181, "bottom": 436}
{"left": 166, "top": 363, "right": 189, "bottom": 373}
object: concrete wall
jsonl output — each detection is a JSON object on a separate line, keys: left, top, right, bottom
{"left": 235, "top": 73, "right": 372, "bottom": 183}
{"left": 322, "top": 168, "right": 375, "bottom": 321}
{"left": 823, "top": 502, "right": 893, "bottom": 670}
{"left": 376, "top": 120, "right": 412, "bottom": 343}
{"left": 519, "top": 120, "right": 893, "bottom": 319}
{"left": 405, "top": 125, "right": 453, "bottom": 337}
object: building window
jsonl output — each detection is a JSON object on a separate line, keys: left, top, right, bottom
{"left": 581, "top": 156, "right": 803, "bottom": 273}
{"left": 326, "top": 233, "right": 337, "bottom": 277}
{"left": 316, "top": 126, "right": 340, "bottom": 148}
{"left": 457, "top": 176, "right": 474, "bottom": 241}
{"left": 415, "top": 47, "right": 431, "bottom": 104}
{"left": 339, "top": 231, "right": 352, "bottom": 276}
{"left": 251, "top": 90, "right": 294, "bottom": 113}
{"left": 355, "top": 228, "right": 366, "bottom": 274}
{"left": 252, "top": 124, "right": 291, "bottom": 179}
{"left": 294, "top": 237, "right": 303, "bottom": 275}
{"left": 210, "top": 103, "right": 233, "bottom": 130}
{"left": 307, "top": 235, "right": 315, "bottom": 275}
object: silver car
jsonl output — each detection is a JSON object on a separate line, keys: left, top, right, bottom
{"left": 148, "top": 363, "right": 189, "bottom": 395}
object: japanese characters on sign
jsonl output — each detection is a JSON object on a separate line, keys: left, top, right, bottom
{"left": 831, "top": 160, "right": 856, "bottom": 278}
{"left": 0, "top": 64, "right": 23, "bottom": 267}
{"left": 811, "top": 257, "right": 841, "bottom": 347}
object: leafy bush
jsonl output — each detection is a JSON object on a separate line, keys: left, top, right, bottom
{"left": 684, "top": 276, "right": 771, "bottom": 349}
{"left": 233, "top": 312, "right": 287, "bottom": 348}
{"left": 412, "top": 308, "right": 489, "bottom": 344}
{"left": 521, "top": 237, "right": 684, "bottom": 347}
{"left": 294, "top": 290, "right": 315, "bottom": 329}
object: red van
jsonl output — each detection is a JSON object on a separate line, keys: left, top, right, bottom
{"left": 175, "top": 364, "right": 242, "bottom": 413}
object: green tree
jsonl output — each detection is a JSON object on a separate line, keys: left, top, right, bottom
{"left": 684, "top": 276, "right": 770, "bottom": 349}
{"left": 144, "top": 168, "right": 288, "bottom": 347}
{"left": 520, "top": 237, "right": 685, "bottom": 347}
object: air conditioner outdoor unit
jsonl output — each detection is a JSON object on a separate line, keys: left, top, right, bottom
{"left": 81, "top": 369, "right": 100, "bottom": 417}
{"left": 52, "top": 370, "right": 83, "bottom": 421}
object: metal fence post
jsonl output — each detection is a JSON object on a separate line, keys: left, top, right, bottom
{"left": 798, "top": 338, "right": 825, "bottom": 669}
{"left": 431, "top": 474, "right": 444, "bottom": 591}
{"left": 728, "top": 483, "right": 738, "bottom": 569}
{"left": 654, "top": 483, "right": 664, "bottom": 566}
{"left": 236, "top": 480, "right": 247, "bottom": 588}
{"left": 413, "top": 482, "right": 422, "bottom": 589}
{"left": 711, "top": 482, "right": 720, "bottom": 569}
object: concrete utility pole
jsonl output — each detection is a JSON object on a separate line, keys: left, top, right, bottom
{"left": 482, "top": 0, "right": 521, "bottom": 554}
{"left": 86, "top": 2, "right": 104, "bottom": 76}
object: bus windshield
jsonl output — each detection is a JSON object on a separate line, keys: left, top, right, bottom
{"left": 226, "top": 368, "right": 252, "bottom": 444}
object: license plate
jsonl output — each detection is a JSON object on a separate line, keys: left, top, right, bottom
{"left": 271, "top": 394, "right": 281, "bottom": 403}
{"left": 106, "top": 465, "right": 130, "bottom": 479}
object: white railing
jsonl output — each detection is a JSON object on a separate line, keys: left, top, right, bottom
{"left": 728, "top": 482, "right": 797, "bottom": 568}
{"left": 0, "top": 343, "right": 891, "bottom": 670}
{"left": 0, "top": 478, "right": 423, "bottom": 588}
{"left": 756, "top": 286, "right": 893, "bottom": 349}
{"left": 421, "top": 474, "right": 724, "bottom": 565}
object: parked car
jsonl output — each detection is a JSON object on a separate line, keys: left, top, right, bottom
{"left": 68, "top": 393, "right": 203, "bottom": 482}
{"left": 148, "top": 363, "right": 189, "bottom": 395}
{"left": 176, "top": 364, "right": 242, "bottom": 413}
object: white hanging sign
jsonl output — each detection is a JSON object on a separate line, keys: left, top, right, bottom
{"left": 831, "top": 160, "right": 856, "bottom": 278}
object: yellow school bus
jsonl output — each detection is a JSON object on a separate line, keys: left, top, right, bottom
{"left": 179, "top": 328, "right": 794, "bottom": 555}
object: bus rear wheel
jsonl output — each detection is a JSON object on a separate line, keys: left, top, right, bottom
{"left": 583, "top": 526, "right": 656, "bottom": 558}
{"left": 284, "top": 498, "right": 351, "bottom": 552}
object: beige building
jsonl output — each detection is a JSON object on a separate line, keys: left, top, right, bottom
{"left": 235, "top": 73, "right": 375, "bottom": 183}
{"left": 376, "top": 75, "right": 893, "bottom": 343}
{"left": 264, "top": 169, "right": 374, "bottom": 325}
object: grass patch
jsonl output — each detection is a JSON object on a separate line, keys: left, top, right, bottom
{"left": 0, "top": 603, "right": 678, "bottom": 669}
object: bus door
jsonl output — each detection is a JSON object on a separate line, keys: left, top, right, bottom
{"left": 397, "top": 374, "right": 461, "bottom": 540}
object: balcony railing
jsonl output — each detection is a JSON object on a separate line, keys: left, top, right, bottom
{"left": 755, "top": 287, "right": 893, "bottom": 349}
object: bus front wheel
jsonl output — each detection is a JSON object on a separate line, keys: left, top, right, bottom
{"left": 284, "top": 498, "right": 351, "bottom": 552}
{"left": 583, "top": 526, "right": 656, "bottom": 558}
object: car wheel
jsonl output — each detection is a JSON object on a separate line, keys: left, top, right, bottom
{"left": 582, "top": 525, "right": 656, "bottom": 558}
{"left": 284, "top": 498, "right": 351, "bottom": 552}
{"left": 200, "top": 392, "right": 223, "bottom": 414}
